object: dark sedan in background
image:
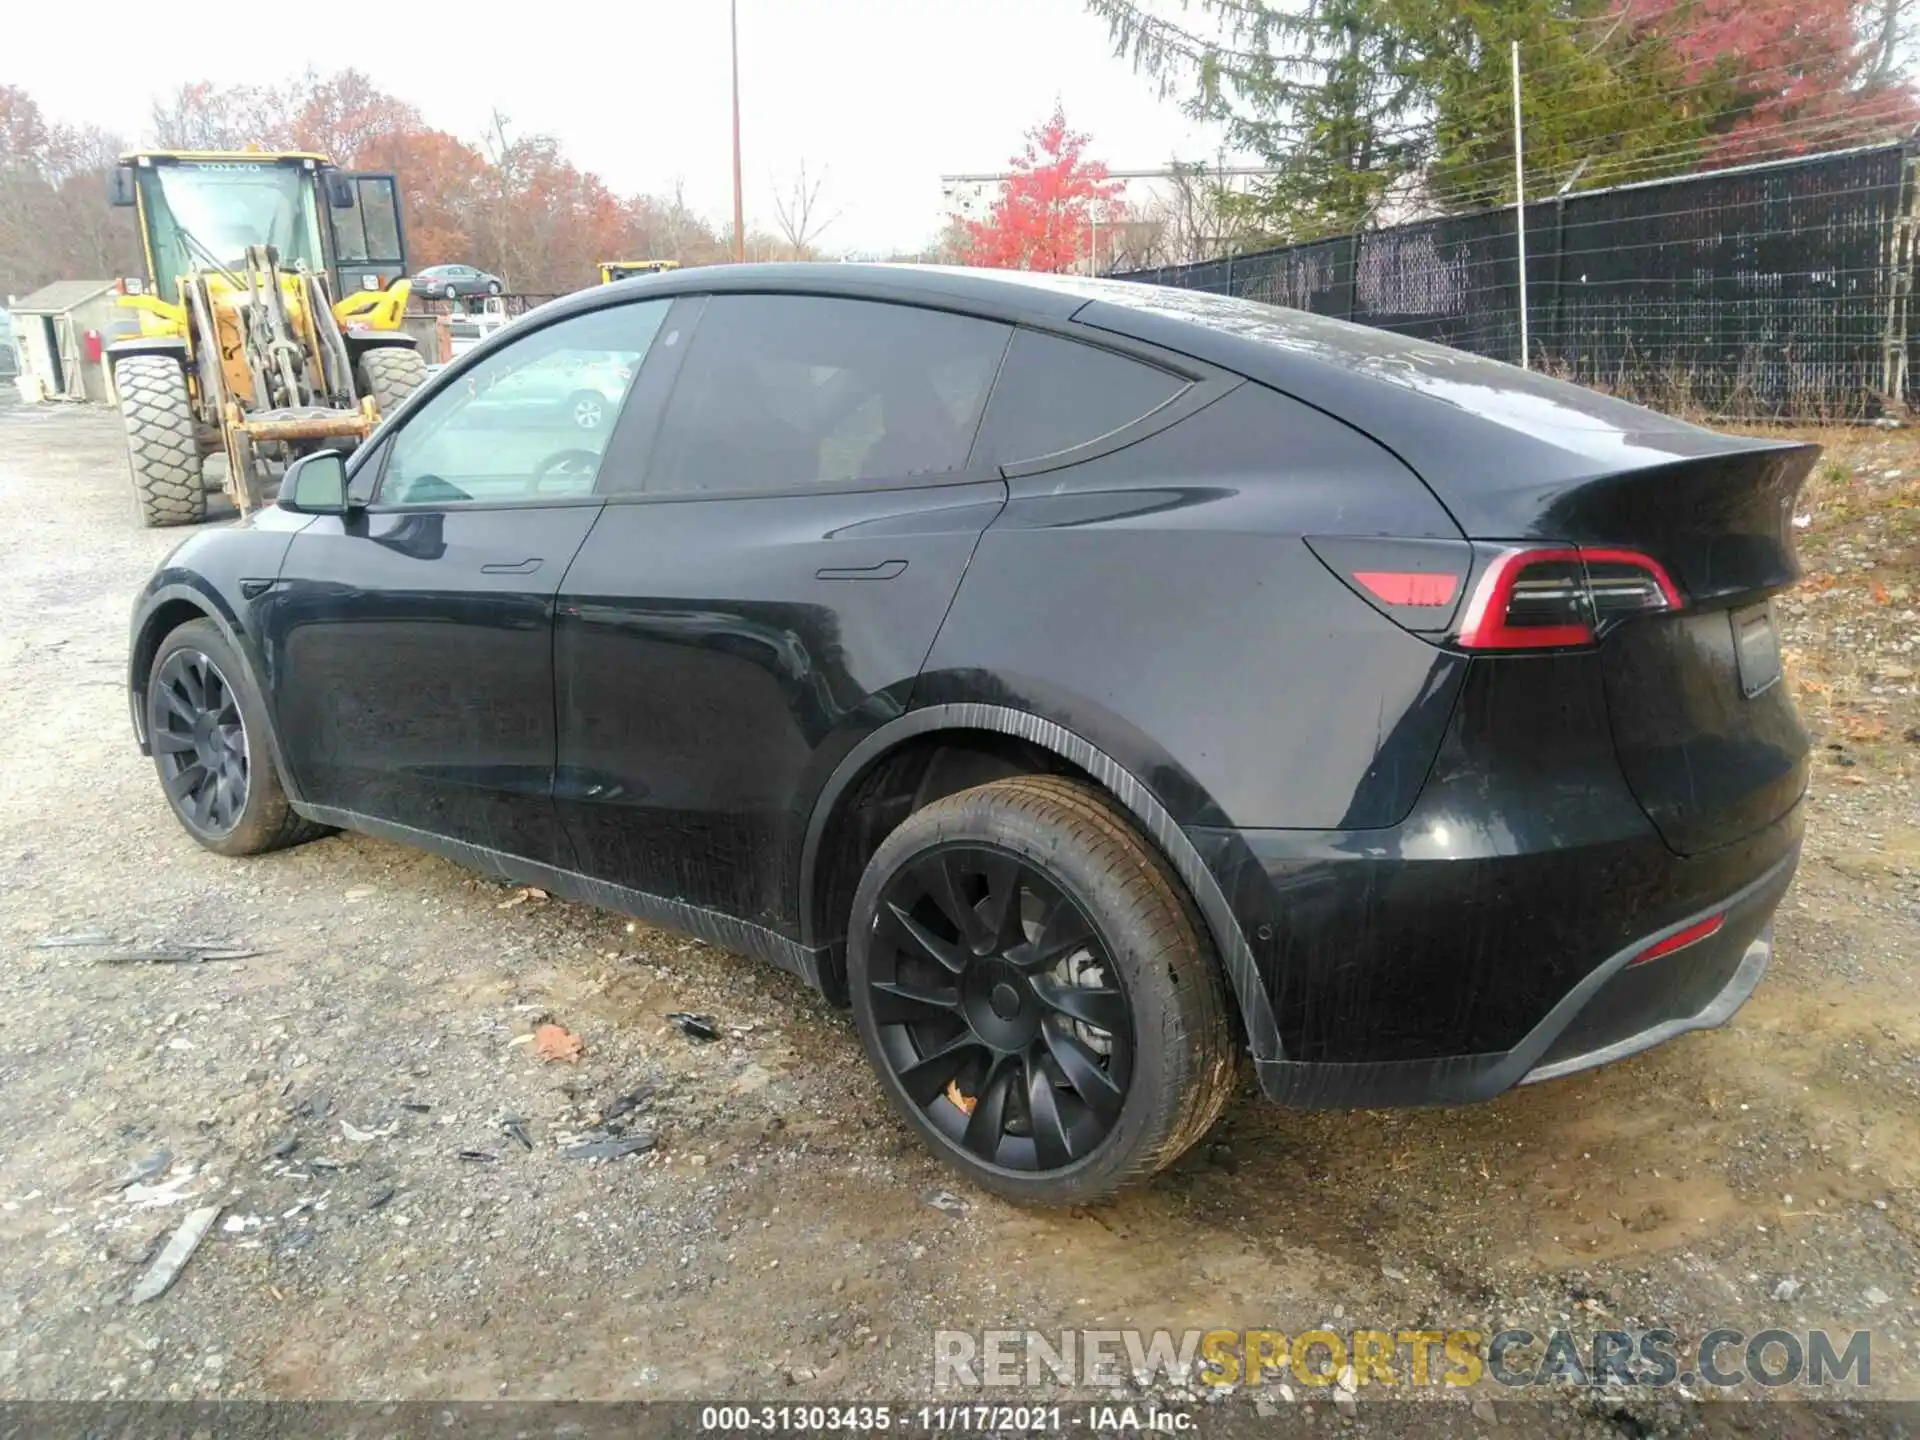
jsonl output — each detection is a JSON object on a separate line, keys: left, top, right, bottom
{"left": 126, "top": 265, "right": 1813, "bottom": 1203}
{"left": 410, "top": 263, "right": 504, "bottom": 299}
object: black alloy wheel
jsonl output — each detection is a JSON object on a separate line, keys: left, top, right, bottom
{"left": 865, "top": 843, "right": 1136, "bottom": 1172}
{"left": 867, "top": 844, "right": 1128, "bottom": 1175}
{"left": 871, "top": 844, "right": 1136, "bottom": 1175}
{"left": 150, "top": 648, "right": 249, "bottom": 837}
{"left": 849, "top": 776, "right": 1238, "bottom": 1203}
{"left": 144, "top": 619, "right": 331, "bottom": 857}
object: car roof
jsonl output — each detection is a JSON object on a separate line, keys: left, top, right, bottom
{"left": 494, "top": 263, "right": 1788, "bottom": 490}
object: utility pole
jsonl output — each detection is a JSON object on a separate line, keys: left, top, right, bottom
{"left": 731, "top": 0, "right": 746, "bottom": 264}
{"left": 1511, "top": 39, "right": 1530, "bottom": 369}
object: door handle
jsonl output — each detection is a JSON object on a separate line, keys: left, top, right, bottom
{"left": 481, "top": 558, "right": 543, "bottom": 575}
{"left": 815, "top": 559, "right": 907, "bottom": 581}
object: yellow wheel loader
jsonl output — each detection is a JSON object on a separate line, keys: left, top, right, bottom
{"left": 106, "top": 150, "right": 430, "bottom": 527}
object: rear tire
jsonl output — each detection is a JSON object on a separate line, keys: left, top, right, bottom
{"left": 848, "top": 775, "right": 1237, "bottom": 1205}
{"left": 146, "top": 619, "right": 330, "bottom": 857}
{"left": 486, "top": 280, "right": 502, "bottom": 296}
{"left": 117, "top": 355, "right": 206, "bottom": 528}
{"left": 357, "top": 347, "right": 429, "bottom": 422}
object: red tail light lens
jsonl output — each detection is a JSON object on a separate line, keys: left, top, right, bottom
{"left": 1457, "top": 546, "right": 1681, "bottom": 651}
{"left": 1629, "top": 912, "right": 1725, "bottom": 966}
{"left": 1352, "top": 571, "right": 1459, "bottom": 608}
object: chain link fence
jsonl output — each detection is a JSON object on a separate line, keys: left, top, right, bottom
{"left": 1117, "top": 141, "right": 1920, "bottom": 419}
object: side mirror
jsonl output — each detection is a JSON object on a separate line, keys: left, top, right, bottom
{"left": 278, "top": 450, "right": 351, "bottom": 515}
{"left": 325, "top": 172, "right": 356, "bottom": 209}
{"left": 109, "top": 166, "right": 137, "bottom": 208}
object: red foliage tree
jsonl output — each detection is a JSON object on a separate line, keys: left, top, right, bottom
{"left": 961, "top": 104, "right": 1124, "bottom": 273}
{"left": 1625, "top": 0, "right": 1920, "bottom": 162}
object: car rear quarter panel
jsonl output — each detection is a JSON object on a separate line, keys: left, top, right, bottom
{"left": 918, "top": 383, "right": 1468, "bottom": 831}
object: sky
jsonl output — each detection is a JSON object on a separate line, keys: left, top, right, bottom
{"left": 13, "top": 0, "right": 1232, "bottom": 254}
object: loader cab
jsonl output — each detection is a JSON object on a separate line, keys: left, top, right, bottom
{"left": 111, "top": 151, "right": 407, "bottom": 302}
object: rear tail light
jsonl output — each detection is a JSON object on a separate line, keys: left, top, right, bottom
{"left": 1456, "top": 546, "right": 1682, "bottom": 651}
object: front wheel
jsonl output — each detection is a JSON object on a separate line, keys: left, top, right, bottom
{"left": 847, "top": 775, "right": 1237, "bottom": 1205}
{"left": 117, "top": 355, "right": 206, "bottom": 528}
{"left": 145, "top": 620, "right": 330, "bottom": 856}
{"left": 486, "top": 280, "right": 502, "bottom": 296}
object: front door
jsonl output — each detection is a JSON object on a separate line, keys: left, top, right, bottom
{"left": 258, "top": 297, "right": 673, "bottom": 864}
{"left": 553, "top": 292, "right": 1015, "bottom": 932}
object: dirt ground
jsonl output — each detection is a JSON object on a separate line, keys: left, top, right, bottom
{"left": 0, "top": 396, "right": 1915, "bottom": 1427}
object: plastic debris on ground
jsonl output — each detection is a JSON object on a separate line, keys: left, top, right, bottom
{"left": 127, "top": 1205, "right": 221, "bottom": 1304}
{"left": 665, "top": 1013, "right": 720, "bottom": 1043}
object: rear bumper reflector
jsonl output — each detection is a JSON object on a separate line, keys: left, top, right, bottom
{"left": 1629, "top": 911, "right": 1726, "bottom": 966}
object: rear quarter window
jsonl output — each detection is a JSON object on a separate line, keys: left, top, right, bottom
{"left": 971, "top": 329, "right": 1190, "bottom": 468}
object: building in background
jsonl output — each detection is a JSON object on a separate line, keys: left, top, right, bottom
{"left": 7, "top": 282, "right": 119, "bottom": 404}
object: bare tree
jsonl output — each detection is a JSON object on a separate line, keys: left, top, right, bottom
{"left": 1863, "top": 0, "right": 1920, "bottom": 86}
{"left": 1105, "top": 203, "right": 1170, "bottom": 272}
{"left": 770, "top": 160, "right": 840, "bottom": 259}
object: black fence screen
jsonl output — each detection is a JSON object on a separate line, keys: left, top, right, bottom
{"left": 1117, "top": 142, "right": 1920, "bottom": 418}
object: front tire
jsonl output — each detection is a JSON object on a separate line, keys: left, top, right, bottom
{"left": 117, "top": 355, "right": 206, "bottom": 528}
{"left": 486, "top": 280, "right": 502, "bottom": 296}
{"left": 357, "top": 347, "right": 430, "bottom": 422}
{"left": 848, "top": 776, "right": 1237, "bottom": 1205}
{"left": 146, "top": 620, "right": 329, "bottom": 857}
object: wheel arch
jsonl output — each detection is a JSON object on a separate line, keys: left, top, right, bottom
{"left": 106, "top": 338, "right": 188, "bottom": 372}
{"left": 798, "top": 703, "right": 1281, "bottom": 1062}
{"left": 342, "top": 332, "right": 420, "bottom": 363}
{"left": 129, "top": 583, "right": 304, "bottom": 806}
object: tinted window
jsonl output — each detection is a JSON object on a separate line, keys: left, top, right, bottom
{"left": 972, "top": 329, "right": 1189, "bottom": 467}
{"left": 378, "top": 300, "right": 669, "bottom": 506}
{"left": 645, "top": 295, "right": 1008, "bottom": 495}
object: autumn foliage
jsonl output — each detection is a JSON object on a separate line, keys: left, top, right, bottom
{"left": 1624, "top": 0, "right": 1920, "bottom": 162}
{"left": 2, "top": 69, "right": 742, "bottom": 300}
{"left": 960, "top": 105, "right": 1125, "bottom": 273}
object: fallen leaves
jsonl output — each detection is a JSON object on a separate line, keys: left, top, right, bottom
{"left": 534, "top": 1023, "right": 584, "bottom": 1063}
{"left": 945, "top": 1079, "right": 977, "bottom": 1117}
{"left": 497, "top": 886, "right": 550, "bottom": 910}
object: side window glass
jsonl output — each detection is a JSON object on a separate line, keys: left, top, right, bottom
{"left": 346, "top": 435, "right": 388, "bottom": 504}
{"left": 645, "top": 295, "right": 1008, "bottom": 495}
{"left": 378, "top": 300, "right": 669, "bottom": 506}
{"left": 972, "top": 329, "right": 1190, "bottom": 468}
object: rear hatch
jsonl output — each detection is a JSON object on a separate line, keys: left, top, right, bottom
{"left": 1578, "top": 446, "right": 1817, "bottom": 854}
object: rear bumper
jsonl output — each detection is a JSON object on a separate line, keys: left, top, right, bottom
{"left": 1520, "top": 924, "right": 1772, "bottom": 1086}
{"left": 1190, "top": 802, "right": 1802, "bottom": 1111}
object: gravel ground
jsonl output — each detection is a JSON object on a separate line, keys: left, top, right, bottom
{"left": 0, "top": 398, "right": 1915, "bottom": 1430}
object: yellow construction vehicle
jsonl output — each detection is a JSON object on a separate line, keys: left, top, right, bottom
{"left": 599, "top": 259, "right": 681, "bottom": 284}
{"left": 106, "top": 149, "right": 430, "bottom": 526}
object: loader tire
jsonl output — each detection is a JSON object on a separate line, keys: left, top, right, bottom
{"left": 118, "top": 356, "right": 206, "bottom": 529}
{"left": 358, "top": 347, "right": 429, "bottom": 422}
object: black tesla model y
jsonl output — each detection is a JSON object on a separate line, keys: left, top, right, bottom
{"left": 128, "top": 265, "right": 1812, "bottom": 1203}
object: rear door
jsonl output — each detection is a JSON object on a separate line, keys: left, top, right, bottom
{"left": 260, "top": 298, "right": 672, "bottom": 864}
{"left": 553, "top": 293, "right": 1012, "bottom": 929}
